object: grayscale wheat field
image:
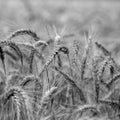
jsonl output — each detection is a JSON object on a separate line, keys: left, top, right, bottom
{"left": 0, "top": 0, "right": 120, "bottom": 120}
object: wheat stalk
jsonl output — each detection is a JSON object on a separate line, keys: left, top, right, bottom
{"left": 29, "top": 50, "right": 36, "bottom": 74}
{"left": 81, "top": 31, "right": 93, "bottom": 80}
{"left": 92, "top": 58, "right": 100, "bottom": 104}
{"left": 29, "top": 50, "right": 45, "bottom": 75}
{"left": 4, "top": 49, "right": 18, "bottom": 61}
{"left": 0, "top": 46, "right": 6, "bottom": 75}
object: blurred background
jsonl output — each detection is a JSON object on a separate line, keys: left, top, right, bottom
{"left": 0, "top": 0, "right": 120, "bottom": 59}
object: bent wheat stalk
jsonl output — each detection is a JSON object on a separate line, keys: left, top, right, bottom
{"left": 54, "top": 66, "right": 87, "bottom": 103}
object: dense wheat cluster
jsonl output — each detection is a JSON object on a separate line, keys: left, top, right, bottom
{"left": 0, "top": 26, "right": 120, "bottom": 120}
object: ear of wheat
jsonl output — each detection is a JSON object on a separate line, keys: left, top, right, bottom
{"left": 97, "top": 56, "right": 113, "bottom": 88}
{"left": 0, "top": 40, "right": 23, "bottom": 67}
{"left": 38, "top": 45, "right": 68, "bottom": 77}
{"left": 73, "top": 104, "right": 97, "bottom": 117}
{"left": 2, "top": 86, "right": 35, "bottom": 120}
{"left": 38, "top": 87, "right": 57, "bottom": 118}
{"left": 95, "top": 42, "right": 110, "bottom": 56}
{"left": 20, "top": 74, "right": 37, "bottom": 86}
{"left": 7, "top": 29, "right": 40, "bottom": 41}
{"left": 95, "top": 41, "right": 120, "bottom": 70}
{"left": 34, "top": 40, "right": 48, "bottom": 48}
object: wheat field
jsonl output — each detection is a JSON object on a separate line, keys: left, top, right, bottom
{"left": 0, "top": 0, "right": 120, "bottom": 120}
